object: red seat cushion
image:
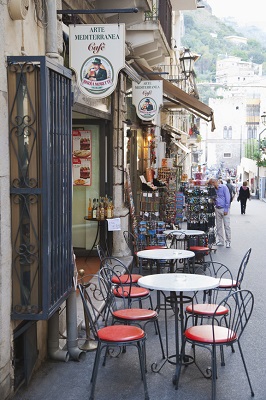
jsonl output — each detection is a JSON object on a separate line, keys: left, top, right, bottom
{"left": 98, "top": 325, "right": 145, "bottom": 342}
{"left": 113, "top": 286, "right": 150, "bottom": 298}
{"left": 189, "top": 246, "right": 209, "bottom": 253}
{"left": 144, "top": 245, "right": 167, "bottom": 250}
{"left": 111, "top": 274, "right": 142, "bottom": 284}
{"left": 186, "top": 303, "right": 229, "bottom": 316}
{"left": 219, "top": 277, "right": 237, "bottom": 288}
{"left": 113, "top": 308, "right": 157, "bottom": 321}
{"left": 185, "top": 325, "right": 237, "bottom": 344}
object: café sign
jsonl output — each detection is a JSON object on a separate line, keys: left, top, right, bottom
{"left": 132, "top": 81, "right": 163, "bottom": 121}
{"left": 69, "top": 24, "right": 125, "bottom": 99}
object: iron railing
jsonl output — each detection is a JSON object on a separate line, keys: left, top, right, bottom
{"left": 8, "top": 56, "right": 73, "bottom": 320}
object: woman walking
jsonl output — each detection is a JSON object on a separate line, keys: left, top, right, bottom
{"left": 238, "top": 181, "right": 250, "bottom": 214}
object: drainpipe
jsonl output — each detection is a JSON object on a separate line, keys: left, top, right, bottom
{"left": 66, "top": 288, "right": 87, "bottom": 361}
{"left": 46, "top": 0, "right": 60, "bottom": 59}
{"left": 48, "top": 311, "right": 69, "bottom": 362}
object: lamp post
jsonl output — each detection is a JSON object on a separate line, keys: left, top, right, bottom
{"left": 179, "top": 48, "right": 195, "bottom": 79}
{"left": 256, "top": 111, "right": 266, "bottom": 198}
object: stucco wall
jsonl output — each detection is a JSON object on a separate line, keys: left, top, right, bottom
{"left": 0, "top": 1, "right": 62, "bottom": 398}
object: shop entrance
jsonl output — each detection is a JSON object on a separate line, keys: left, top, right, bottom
{"left": 72, "top": 116, "right": 113, "bottom": 259}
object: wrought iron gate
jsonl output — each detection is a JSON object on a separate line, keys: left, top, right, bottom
{"left": 7, "top": 56, "right": 73, "bottom": 320}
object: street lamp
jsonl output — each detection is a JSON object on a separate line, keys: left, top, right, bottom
{"left": 179, "top": 48, "right": 195, "bottom": 79}
{"left": 256, "top": 111, "right": 266, "bottom": 197}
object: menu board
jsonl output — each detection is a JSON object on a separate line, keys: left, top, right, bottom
{"left": 72, "top": 130, "right": 92, "bottom": 186}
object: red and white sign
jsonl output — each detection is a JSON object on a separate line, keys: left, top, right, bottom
{"left": 69, "top": 24, "right": 125, "bottom": 99}
{"left": 132, "top": 81, "right": 163, "bottom": 121}
{"left": 72, "top": 130, "right": 92, "bottom": 186}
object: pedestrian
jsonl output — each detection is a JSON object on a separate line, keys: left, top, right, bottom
{"left": 208, "top": 178, "right": 231, "bottom": 248}
{"left": 237, "top": 181, "right": 251, "bottom": 214}
{"left": 226, "top": 178, "right": 236, "bottom": 203}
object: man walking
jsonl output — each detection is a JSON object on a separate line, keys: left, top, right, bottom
{"left": 226, "top": 178, "right": 236, "bottom": 203}
{"left": 208, "top": 178, "right": 231, "bottom": 248}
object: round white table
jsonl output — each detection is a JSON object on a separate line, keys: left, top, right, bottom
{"left": 163, "top": 229, "right": 205, "bottom": 236}
{"left": 137, "top": 249, "right": 195, "bottom": 310}
{"left": 138, "top": 273, "right": 219, "bottom": 385}
{"left": 137, "top": 248, "right": 195, "bottom": 274}
{"left": 163, "top": 229, "right": 206, "bottom": 252}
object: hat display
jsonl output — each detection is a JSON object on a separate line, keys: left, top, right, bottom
{"left": 92, "top": 58, "right": 101, "bottom": 65}
{"left": 145, "top": 98, "right": 150, "bottom": 102}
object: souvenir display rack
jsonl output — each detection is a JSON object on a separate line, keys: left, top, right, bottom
{"left": 157, "top": 167, "right": 184, "bottom": 226}
{"left": 183, "top": 184, "right": 216, "bottom": 232}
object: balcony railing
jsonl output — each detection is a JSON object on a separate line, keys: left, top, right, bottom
{"left": 145, "top": 0, "right": 172, "bottom": 47}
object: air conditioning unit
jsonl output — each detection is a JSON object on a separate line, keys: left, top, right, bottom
{"left": 8, "top": 0, "right": 29, "bottom": 20}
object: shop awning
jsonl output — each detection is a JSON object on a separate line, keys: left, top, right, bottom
{"left": 172, "top": 140, "right": 191, "bottom": 154}
{"left": 131, "top": 60, "right": 215, "bottom": 130}
{"left": 161, "top": 123, "right": 188, "bottom": 136}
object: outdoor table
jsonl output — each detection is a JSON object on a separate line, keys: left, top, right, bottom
{"left": 163, "top": 229, "right": 206, "bottom": 250}
{"left": 136, "top": 249, "right": 195, "bottom": 311}
{"left": 136, "top": 248, "right": 195, "bottom": 274}
{"left": 138, "top": 273, "right": 219, "bottom": 387}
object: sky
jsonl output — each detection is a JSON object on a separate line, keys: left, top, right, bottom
{"left": 207, "top": 0, "right": 266, "bottom": 28}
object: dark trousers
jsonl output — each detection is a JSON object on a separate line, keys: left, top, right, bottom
{"left": 240, "top": 199, "right": 247, "bottom": 214}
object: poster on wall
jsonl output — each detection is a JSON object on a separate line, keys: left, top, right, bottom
{"left": 132, "top": 81, "right": 163, "bottom": 121}
{"left": 69, "top": 24, "right": 125, "bottom": 99}
{"left": 72, "top": 130, "right": 92, "bottom": 186}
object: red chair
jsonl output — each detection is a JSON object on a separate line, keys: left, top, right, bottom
{"left": 217, "top": 248, "right": 252, "bottom": 291}
{"left": 97, "top": 244, "right": 143, "bottom": 285}
{"left": 100, "top": 257, "right": 153, "bottom": 309}
{"left": 185, "top": 262, "right": 234, "bottom": 366}
{"left": 177, "top": 290, "right": 254, "bottom": 400}
{"left": 98, "top": 263, "right": 165, "bottom": 360}
{"left": 78, "top": 283, "right": 149, "bottom": 400}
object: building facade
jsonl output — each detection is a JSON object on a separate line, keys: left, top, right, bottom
{"left": 0, "top": 1, "right": 215, "bottom": 398}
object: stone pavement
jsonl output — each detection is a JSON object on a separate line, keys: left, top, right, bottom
{"left": 12, "top": 198, "right": 266, "bottom": 400}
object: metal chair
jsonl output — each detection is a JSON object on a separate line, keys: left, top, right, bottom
{"left": 98, "top": 263, "right": 165, "bottom": 360}
{"left": 100, "top": 257, "right": 153, "bottom": 309}
{"left": 123, "top": 230, "right": 141, "bottom": 272}
{"left": 208, "top": 248, "right": 252, "bottom": 291}
{"left": 185, "top": 262, "right": 234, "bottom": 365}
{"left": 98, "top": 244, "right": 143, "bottom": 285}
{"left": 96, "top": 244, "right": 108, "bottom": 261}
{"left": 78, "top": 282, "right": 149, "bottom": 400}
{"left": 176, "top": 290, "right": 255, "bottom": 400}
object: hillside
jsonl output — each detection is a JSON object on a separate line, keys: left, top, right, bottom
{"left": 182, "top": 1, "right": 266, "bottom": 102}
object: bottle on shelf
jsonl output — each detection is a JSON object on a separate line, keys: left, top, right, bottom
{"left": 92, "top": 198, "right": 97, "bottom": 219}
{"left": 96, "top": 199, "right": 100, "bottom": 220}
{"left": 107, "top": 200, "right": 112, "bottom": 218}
{"left": 100, "top": 201, "right": 105, "bottom": 220}
{"left": 87, "top": 198, "right": 92, "bottom": 219}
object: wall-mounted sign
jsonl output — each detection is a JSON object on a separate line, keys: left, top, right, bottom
{"left": 69, "top": 24, "right": 125, "bottom": 99}
{"left": 132, "top": 81, "right": 163, "bottom": 121}
{"left": 72, "top": 130, "right": 92, "bottom": 186}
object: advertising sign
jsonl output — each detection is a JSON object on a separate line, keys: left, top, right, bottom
{"left": 132, "top": 81, "right": 163, "bottom": 121}
{"left": 69, "top": 24, "right": 125, "bottom": 99}
{"left": 72, "top": 130, "right": 92, "bottom": 186}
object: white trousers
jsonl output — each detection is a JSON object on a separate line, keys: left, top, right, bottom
{"left": 215, "top": 208, "right": 231, "bottom": 244}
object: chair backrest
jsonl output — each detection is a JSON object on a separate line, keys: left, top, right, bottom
{"left": 99, "top": 257, "right": 133, "bottom": 307}
{"left": 213, "top": 289, "right": 254, "bottom": 341}
{"left": 195, "top": 262, "right": 233, "bottom": 303}
{"left": 165, "top": 233, "right": 174, "bottom": 248}
{"left": 78, "top": 282, "right": 102, "bottom": 340}
{"left": 96, "top": 244, "right": 111, "bottom": 261}
{"left": 236, "top": 248, "right": 252, "bottom": 288}
{"left": 123, "top": 230, "right": 138, "bottom": 253}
